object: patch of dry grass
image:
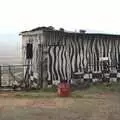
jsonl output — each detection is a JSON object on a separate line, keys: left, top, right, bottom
{"left": 0, "top": 84, "right": 120, "bottom": 120}
{"left": 0, "top": 91, "right": 120, "bottom": 120}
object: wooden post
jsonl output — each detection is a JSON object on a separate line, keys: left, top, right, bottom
{"left": 0, "top": 66, "right": 1, "bottom": 86}
{"left": 41, "top": 44, "right": 43, "bottom": 88}
{"left": 8, "top": 65, "right": 10, "bottom": 86}
{"left": 38, "top": 44, "right": 43, "bottom": 88}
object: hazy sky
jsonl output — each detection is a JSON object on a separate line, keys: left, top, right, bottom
{"left": 0, "top": 0, "right": 120, "bottom": 34}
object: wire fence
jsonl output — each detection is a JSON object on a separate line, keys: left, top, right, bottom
{"left": 0, "top": 65, "right": 29, "bottom": 89}
{"left": 0, "top": 62, "right": 120, "bottom": 90}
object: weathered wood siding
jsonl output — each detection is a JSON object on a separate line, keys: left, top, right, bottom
{"left": 22, "top": 30, "right": 120, "bottom": 86}
{"left": 44, "top": 31, "right": 120, "bottom": 83}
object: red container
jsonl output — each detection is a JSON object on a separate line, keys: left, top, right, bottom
{"left": 57, "top": 82, "right": 70, "bottom": 97}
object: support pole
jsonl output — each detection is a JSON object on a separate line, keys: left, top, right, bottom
{"left": 38, "top": 44, "right": 43, "bottom": 88}
{"left": 41, "top": 44, "right": 43, "bottom": 88}
{"left": 0, "top": 66, "right": 1, "bottom": 86}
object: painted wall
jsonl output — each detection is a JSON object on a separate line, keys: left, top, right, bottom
{"left": 22, "top": 31, "right": 120, "bottom": 86}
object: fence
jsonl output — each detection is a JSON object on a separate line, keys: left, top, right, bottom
{"left": 0, "top": 63, "right": 120, "bottom": 90}
{"left": 0, "top": 63, "right": 47, "bottom": 90}
{"left": 0, "top": 65, "right": 29, "bottom": 89}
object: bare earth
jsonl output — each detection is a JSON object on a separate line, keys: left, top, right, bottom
{"left": 0, "top": 92, "right": 120, "bottom": 120}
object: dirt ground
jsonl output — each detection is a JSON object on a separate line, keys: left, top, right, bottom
{"left": 0, "top": 92, "right": 120, "bottom": 120}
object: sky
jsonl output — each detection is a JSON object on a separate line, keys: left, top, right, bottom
{"left": 0, "top": 0, "right": 120, "bottom": 63}
{"left": 0, "top": 0, "right": 120, "bottom": 34}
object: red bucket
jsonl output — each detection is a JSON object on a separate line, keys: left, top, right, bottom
{"left": 57, "top": 81, "right": 70, "bottom": 97}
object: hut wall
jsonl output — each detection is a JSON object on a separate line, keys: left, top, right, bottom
{"left": 22, "top": 30, "right": 120, "bottom": 86}
{"left": 22, "top": 32, "right": 46, "bottom": 87}
{"left": 44, "top": 32, "right": 120, "bottom": 83}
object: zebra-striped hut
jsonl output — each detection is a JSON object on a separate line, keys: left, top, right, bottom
{"left": 20, "top": 26, "right": 120, "bottom": 88}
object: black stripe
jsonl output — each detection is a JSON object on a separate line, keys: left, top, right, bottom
{"left": 61, "top": 46, "right": 64, "bottom": 79}
{"left": 64, "top": 48, "right": 68, "bottom": 80}
{"left": 53, "top": 47, "right": 58, "bottom": 80}
{"left": 58, "top": 46, "right": 62, "bottom": 80}
{"left": 48, "top": 47, "right": 52, "bottom": 81}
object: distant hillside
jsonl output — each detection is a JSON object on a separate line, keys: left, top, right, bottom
{"left": 0, "top": 56, "right": 22, "bottom": 65}
{"left": 0, "top": 33, "right": 22, "bottom": 64}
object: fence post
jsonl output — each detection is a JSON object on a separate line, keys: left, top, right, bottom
{"left": 0, "top": 66, "right": 1, "bottom": 86}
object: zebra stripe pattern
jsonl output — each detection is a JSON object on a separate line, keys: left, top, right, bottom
{"left": 22, "top": 31, "right": 120, "bottom": 84}
{"left": 47, "top": 46, "right": 69, "bottom": 82}
{"left": 46, "top": 32, "right": 120, "bottom": 82}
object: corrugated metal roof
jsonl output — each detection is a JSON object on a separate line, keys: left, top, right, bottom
{"left": 20, "top": 26, "right": 120, "bottom": 37}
